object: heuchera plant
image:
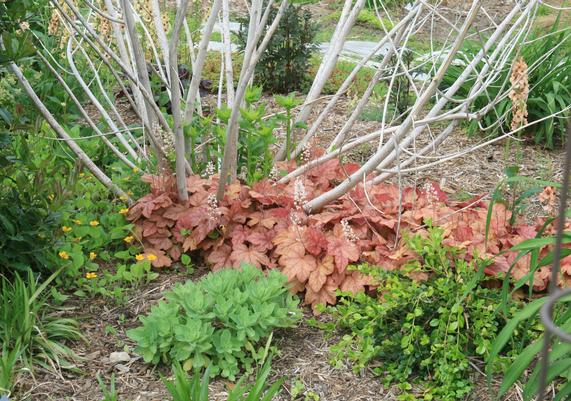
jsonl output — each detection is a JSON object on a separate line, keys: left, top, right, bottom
{"left": 127, "top": 148, "right": 565, "bottom": 310}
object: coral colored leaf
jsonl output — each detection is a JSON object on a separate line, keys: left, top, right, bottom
{"left": 302, "top": 227, "right": 327, "bottom": 256}
{"left": 206, "top": 243, "right": 233, "bottom": 270}
{"left": 146, "top": 235, "right": 173, "bottom": 251}
{"left": 230, "top": 243, "right": 272, "bottom": 269}
{"left": 247, "top": 228, "right": 275, "bottom": 252}
{"left": 340, "top": 271, "right": 369, "bottom": 294}
{"left": 162, "top": 204, "right": 189, "bottom": 221}
{"left": 305, "top": 280, "right": 337, "bottom": 311}
{"left": 142, "top": 220, "right": 158, "bottom": 237}
{"left": 327, "top": 234, "right": 359, "bottom": 271}
{"left": 287, "top": 277, "right": 306, "bottom": 294}
{"left": 273, "top": 227, "right": 305, "bottom": 257}
{"left": 308, "top": 255, "right": 334, "bottom": 292}
{"left": 169, "top": 245, "right": 181, "bottom": 261}
{"left": 185, "top": 175, "right": 207, "bottom": 193}
{"left": 279, "top": 253, "right": 317, "bottom": 282}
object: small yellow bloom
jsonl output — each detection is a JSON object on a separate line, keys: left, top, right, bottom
{"left": 119, "top": 195, "right": 128, "bottom": 201}
{"left": 73, "top": 219, "right": 82, "bottom": 225}
{"left": 119, "top": 208, "right": 129, "bottom": 215}
{"left": 132, "top": 167, "right": 139, "bottom": 173}
{"left": 89, "top": 220, "right": 99, "bottom": 227}
{"left": 89, "top": 252, "right": 97, "bottom": 260}
{"left": 85, "top": 272, "right": 97, "bottom": 279}
{"left": 58, "top": 251, "right": 69, "bottom": 260}
{"left": 135, "top": 254, "right": 145, "bottom": 261}
{"left": 62, "top": 226, "right": 72, "bottom": 233}
{"left": 79, "top": 172, "right": 85, "bottom": 177}
{"left": 146, "top": 254, "right": 157, "bottom": 261}
{"left": 127, "top": 190, "right": 134, "bottom": 196}
{"left": 124, "top": 235, "right": 134, "bottom": 244}
{"left": 48, "top": 194, "right": 55, "bottom": 201}
{"left": 73, "top": 237, "right": 82, "bottom": 242}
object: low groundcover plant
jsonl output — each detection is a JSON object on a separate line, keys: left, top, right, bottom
{"left": 127, "top": 264, "right": 301, "bottom": 380}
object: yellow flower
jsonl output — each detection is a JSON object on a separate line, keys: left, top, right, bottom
{"left": 124, "top": 235, "right": 134, "bottom": 243}
{"left": 127, "top": 190, "right": 134, "bottom": 196}
{"left": 135, "top": 254, "right": 145, "bottom": 261}
{"left": 58, "top": 251, "right": 69, "bottom": 260}
{"left": 147, "top": 254, "right": 157, "bottom": 261}
{"left": 73, "top": 219, "right": 82, "bottom": 225}
{"left": 119, "top": 195, "right": 128, "bottom": 201}
{"left": 89, "top": 252, "right": 97, "bottom": 260}
{"left": 119, "top": 208, "right": 129, "bottom": 215}
{"left": 89, "top": 220, "right": 99, "bottom": 227}
{"left": 48, "top": 194, "right": 55, "bottom": 201}
{"left": 79, "top": 172, "right": 85, "bottom": 177}
{"left": 85, "top": 272, "right": 97, "bottom": 279}
{"left": 132, "top": 167, "right": 139, "bottom": 173}
{"left": 62, "top": 226, "right": 72, "bottom": 233}
{"left": 73, "top": 237, "right": 82, "bottom": 242}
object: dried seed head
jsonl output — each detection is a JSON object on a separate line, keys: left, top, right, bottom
{"left": 48, "top": 9, "right": 60, "bottom": 35}
{"left": 538, "top": 186, "right": 556, "bottom": 214}
{"left": 508, "top": 56, "right": 529, "bottom": 131}
{"left": 97, "top": 15, "right": 111, "bottom": 38}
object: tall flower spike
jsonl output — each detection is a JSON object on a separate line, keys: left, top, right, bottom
{"left": 341, "top": 219, "right": 358, "bottom": 242}
{"left": 508, "top": 56, "right": 529, "bottom": 132}
{"left": 293, "top": 177, "right": 307, "bottom": 210}
{"left": 204, "top": 161, "right": 216, "bottom": 178}
{"left": 207, "top": 193, "right": 222, "bottom": 219}
{"left": 423, "top": 182, "right": 438, "bottom": 205}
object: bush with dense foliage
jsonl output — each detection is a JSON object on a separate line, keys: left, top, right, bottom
{"left": 0, "top": 132, "right": 74, "bottom": 277}
{"left": 186, "top": 87, "right": 278, "bottom": 183}
{"left": 319, "top": 227, "right": 539, "bottom": 401}
{"left": 237, "top": 2, "right": 317, "bottom": 93}
{"left": 127, "top": 265, "right": 301, "bottom": 380}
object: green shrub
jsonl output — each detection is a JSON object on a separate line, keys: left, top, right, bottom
{"left": 440, "top": 23, "right": 571, "bottom": 148}
{"left": 237, "top": 3, "right": 317, "bottom": 94}
{"left": 0, "top": 134, "right": 73, "bottom": 277}
{"left": 319, "top": 227, "right": 535, "bottom": 401}
{"left": 127, "top": 265, "right": 301, "bottom": 380}
{"left": 186, "top": 87, "right": 279, "bottom": 183}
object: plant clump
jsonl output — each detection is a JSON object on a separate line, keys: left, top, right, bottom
{"left": 127, "top": 265, "right": 301, "bottom": 380}
{"left": 320, "top": 227, "right": 539, "bottom": 401}
{"left": 237, "top": 2, "right": 317, "bottom": 94}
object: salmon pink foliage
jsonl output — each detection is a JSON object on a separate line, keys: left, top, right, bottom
{"left": 128, "top": 160, "right": 565, "bottom": 310}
